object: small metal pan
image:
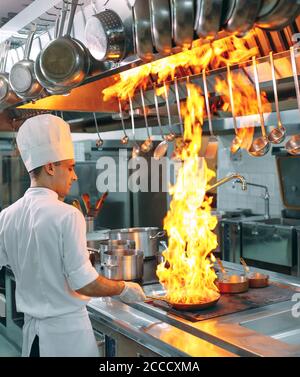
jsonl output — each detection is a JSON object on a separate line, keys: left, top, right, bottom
{"left": 217, "top": 275, "right": 249, "bottom": 293}
{"left": 194, "top": 0, "right": 223, "bottom": 38}
{"left": 146, "top": 295, "right": 220, "bottom": 311}
{"left": 150, "top": 0, "right": 172, "bottom": 55}
{"left": 248, "top": 272, "right": 269, "bottom": 288}
{"left": 132, "top": 0, "right": 155, "bottom": 61}
{"left": 223, "top": 0, "right": 261, "bottom": 35}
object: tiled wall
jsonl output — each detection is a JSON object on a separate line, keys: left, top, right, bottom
{"left": 217, "top": 136, "right": 283, "bottom": 217}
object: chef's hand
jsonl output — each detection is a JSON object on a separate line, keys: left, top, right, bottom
{"left": 119, "top": 282, "right": 146, "bottom": 304}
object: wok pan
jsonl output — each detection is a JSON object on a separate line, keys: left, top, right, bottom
{"left": 146, "top": 295, "right": 220, "bottom": 311}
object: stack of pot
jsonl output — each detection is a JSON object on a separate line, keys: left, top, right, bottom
{"left": 89, "top": 239, "right": 144, "bottom": 282}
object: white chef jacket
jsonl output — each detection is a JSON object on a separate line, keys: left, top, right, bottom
{"left": 0, "top": 187, "right": 100, "bottom": 357}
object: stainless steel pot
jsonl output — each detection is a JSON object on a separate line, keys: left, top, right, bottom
{"left": 100, "top": 249, "right": 144, "bottom": 281}
{"left": 98, "top": 239, "right": 135, "bottom": 254}
{"left": 108, "top": 227, "right": 165, "bottom": 259}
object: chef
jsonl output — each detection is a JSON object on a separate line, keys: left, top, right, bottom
{"left": 0, "top": 114, "right": 146, "bottom": 357}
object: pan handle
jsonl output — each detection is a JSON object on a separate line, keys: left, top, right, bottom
{"left": 100, "top": 262, "right": 118, "bottom": 269}
{"left": 149, "top": 230, "right": 166, "bottom": 240}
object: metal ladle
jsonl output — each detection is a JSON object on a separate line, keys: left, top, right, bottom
{"left": 203, "top": 69, "right": 218, "bottom": 159}
{"left": 248, "top": 56, "right": 270, "bottom": 157}
{"left": 174, "top": 77, "right": 184, "bottom": 135}
{"left": 128, "top": 96, "right": 140, "bottom": 158}
{"left": 268, "top": 51, "right": 286, "bottom": 144}
{"left": 153, "top": 87, "right": 169, "bottom": 160}
{"left": 118, "top": 98, "right": 129, "bottom": 145}
{"left": 140, "top": 87, "right": 153, "bottom": 153}
{"left": 93, "top": 112, "right": 104, "bottom": 148}
{"left": 227, "top": 63, "right": 242, "bottom": 153}
{"left": 285, "top": 47, "right": 300, "bottom": 155}
{"left": 163, "top": 82, "right": 176, "bottom": 141}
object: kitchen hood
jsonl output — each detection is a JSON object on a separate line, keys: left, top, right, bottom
{"left": 1, "top": 4, "right": 300, "bottom": 135}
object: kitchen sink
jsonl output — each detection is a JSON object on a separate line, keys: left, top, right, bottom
{"left": 240, "top": 309, "right": 300, "bottom": 346}
{"left": 254, "top": 218, "right": 300, "bottom": 227}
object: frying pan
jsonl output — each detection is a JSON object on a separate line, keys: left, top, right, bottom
{"left": 150, "top": 0, "right": 172, "bottom": 55}
{"left": 0, "top": 42, "right": 20, "bottom": 107}
{"left": 216, "top": 275, "right": 249, "bottom": 293}
{"left": 223, "top": 0, "right": 262, "bottom": 35}
{"left": 146, "top": 295, "right": 220, "bottom": 311}
{"left": 194, "top": 0, "right": 223, "bottom": 38}
{"left": 171, "top": 0, "right": 194, "bottom": 49}
{"left": 85, "top": 0, "right": 126, "bottom": 61}
{"left": 9, "top": 27, "right": 44, "bottom": 100}
{"left": 255, "top": 0, "right": 300, "bottom": 31}
{"left": 132, "top": 0, "right": 155, "bottom": 61}
{"left": 39, "top": 0, "right": 90, "bottom": 89}
{"left": 248, "top": 272, "right": 269, "bottom": 288}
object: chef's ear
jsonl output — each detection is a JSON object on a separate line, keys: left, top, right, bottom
{"left": 44, "top": 162, "right": 55, "bottom": 176}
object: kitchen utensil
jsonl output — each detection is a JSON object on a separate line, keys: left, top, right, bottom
{"left": 118, "top": 99, "right": 129, "bottom": 145}
{"left": 93, "top": 112, "right": 104, "bottom": 148}
{"left": 100, "top": 249, "right": 144, "bottom": 281}
{"left": 146, "top": 295, "right": 220, "bottom": 311}
{"left": 216, "top": 258, "right": 229, "bottom": 280}
{"left": 82, "top": 193, "right": 91, "bottom": 213}
{"left": 268, "top": 51, "right": 286, "bottom": 144}
{"left": 171, "top": 0, "right": 194, "bottom": 48}
{"left": 0, "top": 42, "right": 20, "bottom": 107}
{"left": 150, "top": 0, "right": 172, "bottom": 55}
{"left": 98, "top": 239, "right": 136, "bottom": 254}
{"left": 85, "top": 216, "right": 95, "bottom": 232}
{"left": 174, "top": 77, "right": 183, "bottom": 135}
{"left": 223, "top": 0, "right": 261, "bottom": 35}
{"left": 195, "top": 0, "right": 223, "bottom": 38}
{"left": 227, "top": 63, "right": 242, "bottom": 153}
{"left": 255, "top": 0, "right": 300, "bottom": 31}
{"left": 240, "top": 257, "right": 250, "bottom": 274}
{"left": 108, "top": 227, "right": 165, "bottom": 259}
{"left": 129, "top": 96, "right": 140, "bottom": 158}
{"left": 72, "top": 199, "right": 83, "bottom": 212}
{"left": 248, "top": 56, "right": 270, "bottom": 157}
{"left": 285, "top": 47, "right": 300, "bottom": 155}
{"left": 85, "top": 0, "right": 126, "bottom": 61}
{"left": 94, "top": 190, "right": 109, "bottom": 215}
{"left": 132, "top": 0, "right": 155, "bottom": 61}
{"left": 216, "top": 275, "right": 249, "bottom": 293}
{"left": 248, "top": 272, "right": 269, "bottom": 288}
{"left": 81, "top": 194, "right": 89, "bottom": 215}
{"left": 153, "top": 88, "right": 169, "bottom": 160}
{"left": 163, "top": 82, "right": 176, "bottom": 141}
{"left": 140, "top": 87, "right": 153, "bottom": 153}
{"left": 9, "top": 26, "right": 44, "bottom": 101}
{"left": 39, "top": 0, "right": 91, "bottom": 89}
{"left": 203, "top": 69, "right": 218, "bottom": 159}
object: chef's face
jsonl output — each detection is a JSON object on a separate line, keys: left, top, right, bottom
{"left": 53, "top": 159, "right": 78, "bottom": 198}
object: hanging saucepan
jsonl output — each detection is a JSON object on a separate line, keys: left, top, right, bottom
{"left": 194, "top": 0, "right": 224, "bottom": 38}
{"left": 38, "top": 0, "right": 90, "bottom": 89}
{"left": 146, "top": 295, "right": 220, "bottom": 311}
{"left": 0, "top": 42, "right": 21, "bottom": 108}
{"left": 85, "top": 0, "right": 126, "bottom": 61}
{"left": 132, "top": 0, "right": 155, "bottom": 62}
{"left": 255, "top": 0, "right": 300, "bottom": 31}
{"left": 35, "top": 5, "right": 73, "bottom": 95}
{"left": 9, "top": 27, "right": 44, "bottom": 101}
{"left": 223, "top": 0, "right": 262, "bottom": 35}
{"left": 171, "top": 0, "right": 194, "bottom": 49}
{"left": 150, "top": 0, "right": 172, "bottom": 55}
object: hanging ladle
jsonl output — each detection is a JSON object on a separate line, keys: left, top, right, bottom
{"left": 93, "top": 112, "right": 104, "bottom": 148}
{"left": 140, "top": 87, "right": 153, "bottom": 153}
{"left": 128, "top": 96, "right": 140, "bottom": 158}
{"left": 118, "top": 98, "right": 129, "bottom": 145}
{"left": 203, "top": 69, "right": 218, "bottom": 159}
{"left": 163, "top": 82, "right": 176, "bottom": 142}
{"left": 285, "top": 46, "right": 300, "bottom": 155}
{"left": 227, "top": 64, "right": 242, "bottom": 153}
{"left": 248, "top": 56, "right": 270, "bottom": 157}
{"left": 268, "top": 51, "right": 286, "bottom": 144}
{"left": 153, "top": 86, "right": 169, "bottom": 160}
{"left": 174, "top": 77, "right": 184, "bottom": 135}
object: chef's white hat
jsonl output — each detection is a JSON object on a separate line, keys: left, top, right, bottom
{"left": 17, "top": 114, "right": 74, "bottom": 172}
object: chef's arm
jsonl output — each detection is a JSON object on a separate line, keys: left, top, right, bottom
{"left": 75, "top": 275, "right": 125, "bottom": 297}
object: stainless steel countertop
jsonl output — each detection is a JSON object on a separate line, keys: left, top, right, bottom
{"left": 88, "top": 261, "right": 300, "bottom": 357}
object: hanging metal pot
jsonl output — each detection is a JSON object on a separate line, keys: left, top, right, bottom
{"left": 85, "top": 0, "right": 126, "bottom": 61}
{"left": 38, "top": 0, "right": 90, "bottom": 89}
{"left": 9, "top": 27, "right": 44, "bottom": 100}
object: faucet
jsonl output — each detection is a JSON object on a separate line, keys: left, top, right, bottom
{"left": 234, "top": 180, "right": 270, "bottom": 220}
{"left": 207, "top": 173, "right": 247, "bottom": 192}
